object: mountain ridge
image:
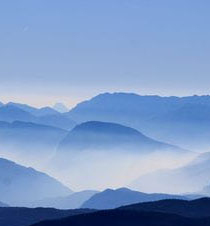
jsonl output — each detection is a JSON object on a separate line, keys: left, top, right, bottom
{"left": 57, "top": 121, "right": 188, "bottom": 155}
{"left": 81, "top": 187, "right": 189, "bottom": 209}
{"left": 0, "top": 157, "right": 72, "bottom": 205}
{"left": 30, "top": 198, "right": 210, "bottom": 226}
{"left": 66, "top": 92, "right": 210, "bottom": 150}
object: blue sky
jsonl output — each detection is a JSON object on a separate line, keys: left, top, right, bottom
{"left": 1, "top": 0, "right": 210, "bottom": 107}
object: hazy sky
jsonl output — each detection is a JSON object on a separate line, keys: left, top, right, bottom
{"left": 1, "top": 0, "right": 210, "bottom": 107}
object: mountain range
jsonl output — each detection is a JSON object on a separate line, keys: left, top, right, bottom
{"left": 66, "top": 93, "right": 210, "bottom": 151}
{"left": 81, "top": 187, "right": 188, "bottom": 209}
{"left": 0, "top": 105, "right": 36, "bottom": 122}
{"left": 57, "top": 121, "right": 187, "bottom": 156}
{"left": 7, "top": 102, "right": 59, "bottom": 117}
{"left": 0, "top": 157, "right": 72, "bottom": 206}
{"left": 0, "top": 93, "right": 209, "bottom": 194}
{"left": 52, "top": 121, "right": 190, "bottom": 190}
{"left": 2, "top": 92, "right": 210, "bottom": 151}
{"left": 0, "top": 121, "right": 68, "bottom": 166}
{"left": 0, "top": 104, "right": 76, "bottom": 130}
{"left": 28, "top": 190, "right": 99, "bottom": 209}
{"left": 1, "top": 197, "right": 210, "bottom": 226}
{"left": 31, "top": 198, "right": 210, "bottom": 226}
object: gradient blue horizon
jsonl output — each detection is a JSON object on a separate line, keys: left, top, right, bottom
{"left": 1, "top": 0, "right": 210, "bottom": 107}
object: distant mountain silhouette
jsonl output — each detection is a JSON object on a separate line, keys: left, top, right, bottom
{"left": 0, "top": 121, "right": 67, "bottom": 164}
{"left": 67, "top": 93, "right": 210, "bottom": 121}
{"left": 7, "top": 102, "right": 59, "bottom": 117}
{"left": 66, "top": 93, "right": 210, "bottom": 151}
{"left": 0, "top": 105, "right": 36, "bottom": 122}
{"left": 0, "top": 158, "right": 72, "bottom": 206}
{"left": 131, "top": 152, "right": 210, "bottom": 194}
{"left": 53, "top": 121, "right": 190, "bottom": 190}
{"left": 53, "top": 103, "right": 69, "bottom": 113}
{"left": 154, "top": 103, "right": 210, "bottom": 122}
{"left": 57, "top": 121, "right": 187, "bottom": 155}
{"left": 6, "top": 102, "right": 38, "bottom": 114}
{"left": 28, "top": 190, "right": 99, "bottom": 209}
{"left": 148, "top": 103, "right": 210, "bottom": 151}
{"left": 33, "top": 107, "right": 59, "bottom": 117}
{"left": 5, "top": 93, "right": 210, "bottom": 150}
{"left": 1, "top": 104, "right": 76, "bottom": 130}
{"left": 81, "top": 188, "right": 188, "bottom": 209}
{"left": 0, "top": 207, "right": 93, "bottom": 226}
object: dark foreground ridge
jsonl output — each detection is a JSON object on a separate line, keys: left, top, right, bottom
{"left": 0, "top": 207, "right": 94, "bottom": 226}
{"left": 31, "top": 198, "right": 210, "bottom": 226}
{"left": 30, "top": 209, "right": 210, "bottom": 226}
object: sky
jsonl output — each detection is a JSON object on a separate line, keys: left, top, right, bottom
{"left": 1, "top": 0, "right": 210, "bottom": 107}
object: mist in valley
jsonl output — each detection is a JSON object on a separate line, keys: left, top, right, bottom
{"left": 1, "top": 1, "right": 210, "bottom": 225}
{"left": 0, "top": 133, "right": 196, "bottom": 193}
{"left": 0, "top": 94, "right": 210, "bottom": 209}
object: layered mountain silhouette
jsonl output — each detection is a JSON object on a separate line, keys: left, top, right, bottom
{"left": 131, "top": 152, "right": 210, "bottom": 194}
{"left": 67, "top": 93, "right": 210, "bottom": 122}
{"left": 66, "top": 92, "right": 183, "bottom": 123}
{"left": 66, "top": 93, "right": 210, "bottom": 151}
{"left": 0, "top": 104, "right": 76, "bottom": 130}
{"left": 0, "top": 158, "right": 72, "bottom": 205}
{"left": 0, "top": 105, "right": 36, "bottom": 122}
{"left": 31, "top": 211, "right": 210, "bottom": 226}
{"left": 3, "top": 93, "right": 210, "bottom": 150}
{"left": 0, "top": 121, "right": 67, "bottom": 165}
{"left": 0, "top": 207, "right": 93, "bottom": 226}
{"left": 57, "top": 121, "right": 187, "bottom": 155}
{"left": 1, "top": 94, "right": 209, "bottom": 205}
{"left": 4, "top": 198, "right": 210, "bottom": 226}
{"left": 148, "top": 103, "right": 210, "bottom": 151}
{"left": 81, "top": 188, "right": 188, "bottom": 209}
{"left": 30, "top": 198, "right": 210, "bottom": 226}
{"left": 6, "top": 102, "right": 59, "bottom": 117}
{"left": 28, "top": 190, "right": 99, "bottom": 209}
{"left": 52, "top": 121, "right": 190, "bottom": 190}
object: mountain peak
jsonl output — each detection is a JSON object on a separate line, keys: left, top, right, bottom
{"left": 58, "top": 121, "right": 185, "bottom": 155}
{"left": 73, "top": 121, "right": 143, "bottom": 136}
{"left": 81, "top": 187, "right": 187, "bottom": 210}
{"left": 53, "top": 103, "right": 69, "bottom": 113}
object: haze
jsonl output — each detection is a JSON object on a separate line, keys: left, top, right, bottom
{"left": 1, "top": 0, "right": 210, "bottom": 107}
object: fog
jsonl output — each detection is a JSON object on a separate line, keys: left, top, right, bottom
{"left": 44, "top": 149, "right": 195, "bottom": 191}
{"left": 0, "top": 140, "right": 199, "bottom": 194}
